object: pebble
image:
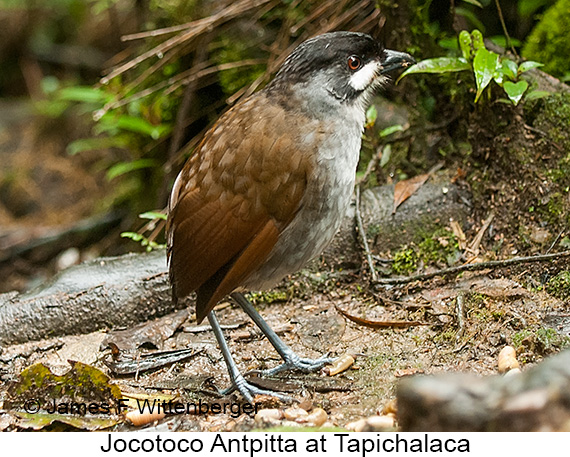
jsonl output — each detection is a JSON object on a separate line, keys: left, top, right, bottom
{"left": 346, "top": 415, "right": 396, "bottom": 432}
{"left": 254, "top": 408, "right": 283, "bottom": 424}
{"left": 283, "top": 407, "right": 309, "bottom": 422}
{"left": 306, "top": 408, "right": 328, "bottom": 427}
{"left": 498, "top": 346, "right": 520, "bottom": 373}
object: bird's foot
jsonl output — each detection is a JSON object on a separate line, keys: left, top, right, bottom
{"left": 219, "top": 373, "right": 294, "bottom": 403}
{"left": 249, "top": 353, "right": 335, "bottom": 377}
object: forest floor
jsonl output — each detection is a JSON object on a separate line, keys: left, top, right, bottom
{"left": 1, "top": 90, "right": 569, "bottom": 431}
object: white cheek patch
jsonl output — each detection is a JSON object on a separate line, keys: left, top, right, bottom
{"left": 349, "top": 61, "right": 381, "bottom": 91}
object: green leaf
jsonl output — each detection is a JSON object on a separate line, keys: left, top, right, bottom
{"left": 438, "top": 37, "right": 459, "bottom": 51}
{"left": 379, "top": 124, "right": 404, "bottom": 138}
{"left": 365, "top": 105, "right": 378, "bottom": 127}
{"left": 503, "top": 59, "right": 518, "bottom": 80}
{"left": 121, "top": 231, "right": 144, "bottom": 241}
{"left": 473, "top": 47, "right": 500, "bottom": 102}
{"left": 471, "top": 29, "right": 485, "bottom": 50}
{"left": 458, "top": 30, "right": 473, "bottom": 60}
{"left": 524, "top": 90, "right": 551, "bottom": 101}
{"left": 518, "top": 61, "right": 543, "bottom": 74}
{"left": 488, "top": 36, "right": 522, "bottom": 48}
{"left": 139, "top": 211, "right": 167, "bottom": 221}
{"left": 462, "top": 0, "right": 483, "bottom": 7}
{"left": 116, "top": 115, "right": 171, "bottom": 139}
{"left": 380, "top": 144, "right": 392, "bottom": 168}
{"left": 58, "top": 86, "right": 111, "bottom": 104}
{"left": 503, "top": 80, "right": 529, "bottom": 105}
{"left": 66, "top": 137, "right": 128, "bottom": 155}
{"left": 397, "top": 57, "right": 470, "bottom": 82}
{"left": 106, "top": 159, "right": 158, "bottom": 180}
{"left": 494, "top": 59, "right": 518, "bottom": 85}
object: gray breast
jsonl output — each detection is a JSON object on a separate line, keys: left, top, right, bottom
{"left": 243, "top": 118, "right": 361, "bottom": 291}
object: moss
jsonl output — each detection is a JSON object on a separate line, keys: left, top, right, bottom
{"left": 546, "top": 271, "right": 570, "bottom": 300}
{"left": 537, "top": 192, "right": 569, "bottom": 226}
{"left": 529, "top": 94, "right": 570, "bottom": 152}
{"left": 391, "top": 228, "right": 460, "bottom": 274}
{"left": 536, "top": 327, "right": 570, "bottom": 351}
{"left": 392, "top": 247, "right": 418, "bottom": 274}
{"left": 367, "top": 224, "right": 382, "bottom": 238}
{"left": 522, "top": 0, "right": 570, "bottom": 78}
{"left": 248, "top": 290, "right": 289, "bottom": 305}
{"left": 417, "top": 228, "right": 460, "bottom": 265}
{"left": 547, "top": 153, "right": 570, "bottom": 185}
{"left": 512, "top": 329, "right": 533, "bottom": 349}
{"left": 434, "top": 329, "right": 456, "bottom": 343}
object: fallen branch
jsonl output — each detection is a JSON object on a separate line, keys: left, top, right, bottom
{"left": 374, "top": 250, "right": 570, "bottom": 286}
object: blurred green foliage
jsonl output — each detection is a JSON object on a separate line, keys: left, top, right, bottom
{"left": 522, "top": 0, "right": 570, "bottom": 79}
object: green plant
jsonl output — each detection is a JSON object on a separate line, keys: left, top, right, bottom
{"left": 121, "top": 211, "right": 167, "bottom": 251}
{"left": 399, "top": 29, "right": 545, "bottom": 105}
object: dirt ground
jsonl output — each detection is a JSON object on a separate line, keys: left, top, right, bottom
{"left": 1, "top": 256, "right": 568, "bottom": 431}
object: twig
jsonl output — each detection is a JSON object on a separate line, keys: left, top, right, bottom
{"left": 467, "top": 212, "right": 494, "bottom": 256}
{"left": 494, "top": 0, "right": 518, "bottom": 58}
{"left": 355, "top": 185, "right": 378, "bottom": 282}
{"left": 356, "top": 145, "right": 383, "bottom": 185}
{"left": 454, "top": 292, "right": 466, "bottom": 341}
{"left": 547, "top": 230, "right": 564, "bottom": 254}
{"left": 101, "top": 0, "right": 272, "bottom": 84}
{"left": 374, "top": 250, "right": 570, "bottom": 286}
{"left": 96, "top": 59, "right": 264, "bottom": 117}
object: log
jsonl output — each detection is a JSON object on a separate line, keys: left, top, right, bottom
{"left": 0, "top": 251, "right": 187, "bottom": 346}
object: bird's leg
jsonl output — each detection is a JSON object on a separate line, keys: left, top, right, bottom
{"left": 231, "top": 292, "right": 335, "bottom": 376}
{"left": 207, "top": 310, "right": 292, "bottom": 402}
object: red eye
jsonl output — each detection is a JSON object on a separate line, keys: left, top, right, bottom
{"left": 347, "top": 55, "right": 362, "bottom": 71}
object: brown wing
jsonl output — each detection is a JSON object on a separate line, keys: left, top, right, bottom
{"left": 167, "top": 94, "right": 312, "bottom": 322}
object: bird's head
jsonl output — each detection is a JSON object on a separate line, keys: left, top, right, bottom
{"left": 268, "top": 31, "right": 415, "bottom": 114}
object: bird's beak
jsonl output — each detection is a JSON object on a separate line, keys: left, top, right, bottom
{"left": 380, "top": 49, "right": 416, "bottom": 74}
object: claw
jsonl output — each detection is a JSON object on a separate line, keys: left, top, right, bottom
{"left": 221, "top": 373, "right": 294, "bottom": 403}
{"left": 248, "top": 354, "right": 336, "bottom": 377}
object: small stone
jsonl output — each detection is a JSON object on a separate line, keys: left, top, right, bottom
{"left": 306, "top": 408, "right": 328, "bottom": 427}
{"left": 346, "top": 415, "right": 395, "bottom": 432}
{"left": 283, "top": 407, "right": 309, "bottom": 422}
{"left": 504, "top": 367, "right": 521, "bottom": 377}
{"left": 323, "top": 354, "right": 355, "bottom": 376}
{"left": 55, "top": 247, "right": 81, "bottom": 271}
{"left": 362, "top": 415, "right": 396, "bottom": 431}
{"left": 498, "top": 346, "right": 520, "bottom": 373}
{"left": 345, "top": 419, "right": 367, "bottom": 432}
{"left": 254, "top": 408, "right": 282, "bottom": 424}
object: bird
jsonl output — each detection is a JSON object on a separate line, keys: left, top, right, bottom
{"left": 167, "top": 31, "right": 414, "bottom": 401}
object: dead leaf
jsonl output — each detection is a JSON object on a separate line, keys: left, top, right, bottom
{"left": 5, "top": 361, "right": 123, "bottom": 430}
{"left": 393, "top": 173, "right": 430, "bottom": 214}
{"left": 101, "top": 308, "right": 188, "bottom": 351}
{"left": 104, "top": 346, "right": 203, "bottom": 375}
{"left": 450, "top": 220, "right": 467, "bottom": 250}
{"left": 392, "top": 162, "right": 443, "bottom": 213}
{"left": 334, "top": 304, "right": 427, "bottom": 329}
